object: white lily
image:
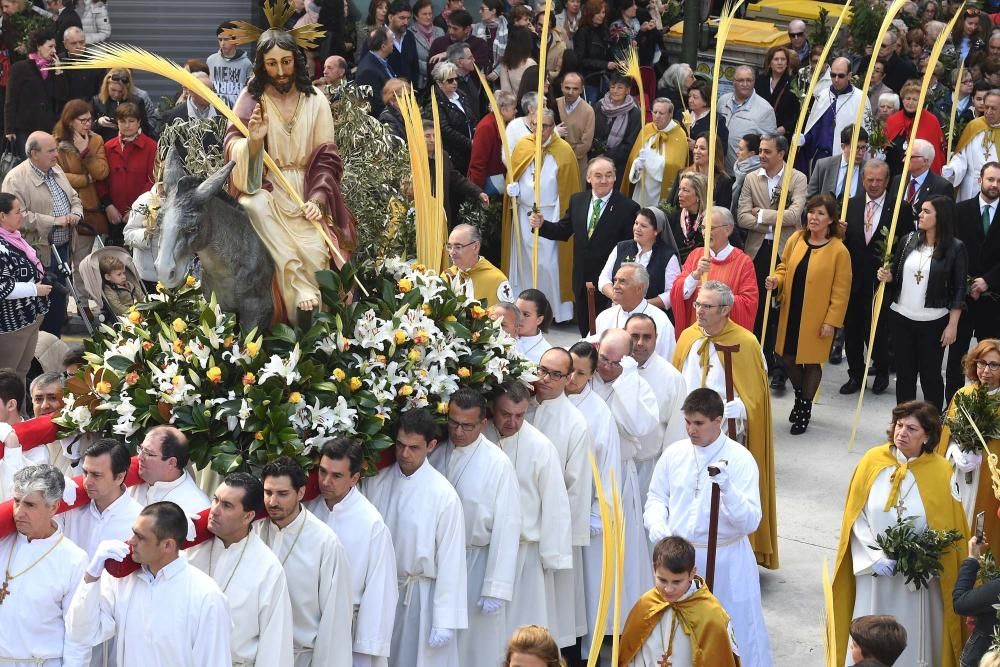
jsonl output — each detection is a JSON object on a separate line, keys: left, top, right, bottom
{"left": 258, "top": 345, "right": 303, "bottom": 386}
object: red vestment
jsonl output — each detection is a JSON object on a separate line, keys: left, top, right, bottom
{"left": 670, "top": 247, "right": 758, "bottom": 338}
{"left": 885, "top": 109, "right": 947, "bottom": 174}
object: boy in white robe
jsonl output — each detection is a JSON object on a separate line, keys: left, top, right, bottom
{"left": 0, "top": 464, "right": 90, "bottom": 666}
{"left": 308, "top": 439, "right": 397, "bottom": 667}
{"left": 66, "top": 501, "right": 232, "bottom": 667}
{"left": 128, "top": 426, "right": 209, "bottom": 515}
{"left": 362, "top": 408, "right": 468, "bottom": 667}
{"left": 643, "top": 388, "right": 773, "bottom": 667}
{"left": 428, "top": 389, "right": 521, "bottom": 667}
{"left": 0, "top": 376, "right": 50, "bottom": 501}
{"left": 483, "top": 381, "right": 572, "bottom": 637}
{"left": 259, "top": 457, "right": 354, "bottom": 667}
{"left": 187, "top": 473, "right": 294, "bottom": 667}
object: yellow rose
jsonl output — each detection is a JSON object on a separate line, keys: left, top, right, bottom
{"left": 185, "top": 275, "right": 197, "bottom": 287}
{"left": 127, "top": 310, "right": 142, "bottom": 325}
{"left": 254, "top": 431, "right": 265, "bottom": 441}
{"left": 246, "top": 341, "right": 260, "bottom": 358}
{"left": 206, "top": 367, "right": 222, "bottom": 384}
{"left": 399, "top": 384, "right": 414, "bottom": 397}
{"left": 288, "top": 391, "right": 302, "bottom": 404}
{"left": 376, "top": 354, "right": 387, "bottom": 364}
{"left": 397, "top": 277, "right": 413, "bottom": 293}
{"left": 436, "top": 402, "right": 448, "bottom": 414}
{"left": 444, "top": 315, "right": 458, "bottom": 322}
{"left": 332, "top": 368, "right": 346, "bottom": 381}
{"left": 394, "top": 330, "right": 407, "bottom": 345}
{"left": 95, "top": 380, "right": 112, "bottom": 394}
{"left": 242, "top": 372, "right": 255, "bottom": 386}
{"left": 470, "top": 305, "right": 487, "bottom": 320}
{"left": 223, "top": 335, "right": 234, "bottom": 348}
{"left": 407, "top": 348, "right": 421, "bottom": 362}
{"left": 349, "top": 376, "right": 362, "bottom": 391}
{"left": 413, "top": 263, "right": 427, "bottom": 272}
{"left": 457, "top": 366, "right": 471, "bottom": 379}
{"left": 421, "top": 304, "right": 433, "bottom": 316}
{"left": 412, "top": 329, "right": 429, "bottom": 345}
{"left": 172, "top": 339, "right": 183, "bottom": 354}
{"left": 171, "top": 318, "right": 187, "bottom": 333}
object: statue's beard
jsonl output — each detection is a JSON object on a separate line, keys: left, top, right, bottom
{"left": 271, "top": 77, "right": 294, "bottom": 94}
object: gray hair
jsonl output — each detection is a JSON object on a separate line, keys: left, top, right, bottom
{"left": 652, "top": 97, "right": 674, "bottom": 115}
{"left": 711, "top": 205, "right": 735, "bottom": 228}
{"left": 492, "top": 301, "right": 522, "bottom": 328}
{"left": 451, "top": 223, "right": 481, "bottom": 243}
{"left": 660, "top": 63, "right": 692, "bottom": 92}
{"left": 12, "top": 464, "right": 65, "bottom": 507}
{"left": 863, "top": 159, "right": 890, "bottom": 179}
{"left": 760, "top": 132, "right": 788, "bottom": 155}
{"left": 878, "top": 92, "right": 900, "bottom": 111}
{"left": 63, "top": 25, "right": 84, "bottom": 41}
{"left": 618, "top": 261, "right": 650, "bottom": 289}
{"left": 734, "top": 65, "right": 755, "bottom": 79}
{"left": 446, "top": 41, "right": 470, "bottom": 64}
{"left": 701, "top": 280, "right": 735, "bottom": 307}
{"left": 520, "top": 92, "right": 538, "bottom": 115}
{"left": 30, "top": 371, "right": 64, "bottom": 394}
{"left": 496, "top": 90, "right": 516, "bottom": 110}
{"left": 432, "top": 61, "right": 459, "bottom": 82}
{"left": 540, "top": 107, "right": 554, "bottom": 124}
{"left": 912, "top": 138, "right": 935, "bottom": 162}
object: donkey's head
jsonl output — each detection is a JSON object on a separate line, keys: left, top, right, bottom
{"left": 155, "top": 147, "right": 235, "bottom": 288}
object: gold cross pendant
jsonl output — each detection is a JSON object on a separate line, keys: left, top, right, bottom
{"left": 0, "top": 578, "right": 9, "bottom": 604}
{"left": 914, "top": 269, "right": 924, "bottom": 285}
{"left": 658, "top": 653, "right": 672, "bottom": 667}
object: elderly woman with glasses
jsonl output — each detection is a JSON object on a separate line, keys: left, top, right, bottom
{"left": 884, "top": 79, "right": 946, "bottom": 178}
{"left": 90, "top": 68, "right": 154, "bottom": 142}
{"left": 426, "top": 60, "right": 477, "bottom": 174}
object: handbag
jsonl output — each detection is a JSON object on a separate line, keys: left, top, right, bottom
{"left": 0, "top": 137, "right": 22, "bottom": 183}
{"left": 79, "top": 207, "right": 108, "bottom": 236}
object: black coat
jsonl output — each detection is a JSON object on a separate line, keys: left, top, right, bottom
{"left": 887, "top": 231, "right": 968, "bottom": 311}
{"left": 888, "top": 171, "right": 955, "bottom": 234}
{"left": 955, "top": 196, "right": 1000, "bottom": 290}
{"left": 591, "top": 103, "right": 642, "bottom": 182}
{"left": 843, "top": 192, "right": 898, "bottom": 297}
{"left": 754, "top": 72, "right": 800, "bottom": 137}
{"left": 573, "top": 25, "right": 612, "bottom": 81}
{"left": 883, "top": 52, "right": 918, "bottom": 94}
{"left": 953, "top": 557, "right": 1000, "bottom": 658}
{"left": 53, "top": 7, "right": 82, "bottom": 49}
{"left": 355, "top": 51, "right": 393, "bottom": 118}
{"left": 424, "top": 88, "right": 475, "bottom": 175}
{"left": 62, "top": 58, "right": 104, "bottom": 102}
{"left": 537, "top": 190, "right": 640, "bottom": 292}
{"left": 4, "top": 59, "right": 68, "bottom": 134}
{"left": 90, "top": 94, "right": 155, "bottom": 142}
{"left": 378, "top": 105, "right": 405, "bottom": 140}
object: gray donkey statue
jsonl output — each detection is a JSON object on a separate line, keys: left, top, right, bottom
{"left": 155, "top": 147, "right": 275, "bottom": 333}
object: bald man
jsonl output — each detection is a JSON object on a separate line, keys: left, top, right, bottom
{"left": 797, "top": 57, "right": 872, "bottom": 174}
{"left": 444, "top": 223, "right": 513, "bottom": 306}
{"left": 314, "top": 55, "right": 346, "bottom": 88}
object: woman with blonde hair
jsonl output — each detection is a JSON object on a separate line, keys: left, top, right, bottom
{"left": 90, "top": 67, "right": 152, "bottom": 141}
{"left": 379, "top": 78, "right": 410, "bottom": 139}
{"left": 503, "top": 625, "right": 566, "bottom": 667}
{"left": 667, "top": 170, "right": 707, "bottom": 263}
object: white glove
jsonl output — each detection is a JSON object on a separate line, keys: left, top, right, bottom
{"left": 708, "top": 460, "right": 730, "bottom": 491}
{"left": 477, "top": 596, "right": 505, "bottom": 615}
{"left": 0, "top": 422, "right": 16, "bottom": 448}
{"left": 648, "top": 522, "right": 670, "bottom": 544}
{"left": 633, "top": 157, "right": 645, "bottom": 172}
{"left": 797, "top": 134, "right": 806, "bottom": 147}
{"left": 506, "top": 182, "right": 520, "bottom": 198}
{"left": 87, "top": 539, "right": 130, "bottom": 578}
{"left": 872, "top": 558, "right": 896, "bottom": 577}
{"left": 638, "top": 147, "right": 654, "bottom": 162}
{"left": 590, "top": 511, "right": 603, "bottom": 536}
{"left": 947, "top": 442, "right": 982, "bottom": 474}
{"left": 723, "top": 398, "right": 746, "bottom": 421}
{"left": 620, "top": 356, "right": 638, "bottom": 371}
{"left": 428, "top": 627, "right": 454, "bottom": 647}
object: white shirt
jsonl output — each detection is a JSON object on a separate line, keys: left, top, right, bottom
{"left": 129, "top": 471, "right": 209, "bottom": 516}
{"left": 62, "top": 490, "right": 142, "bottom": 557}
{"left": 891, "top": 244, "right": 948, "bottom": 321}
{"left": 587, "top": 192, "right": 613, "bottom": 226}
{"left": 592, "top": 301, "right": 675, "bottom": 361}
{"left": 598, "top": 246, "right": 682, "bottom": 307}
{"left": 636, "top": 353, "right": 688, "bottom": 463}
{"left": 836, "top": 158, "right": 860, "bottom": 198}
{"left": 514, "top": 332, "right": 552, "bottom": 363}
{"left": 756, "top": 166, "right": 785, "bottom": 240}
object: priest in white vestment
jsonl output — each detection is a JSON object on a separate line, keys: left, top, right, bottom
{"left": 626, "top": 99, "right": 687, "bottom": 208}
{"left": 591, "top": 263, "right": 675, "bottom": 362}
{"left": 565, "top": 341, "right": 624, "bottom": 659}
{"left": 483, "top": 381, "right": 572, "bottom": 637}
{"left": 187, "top": 474, "right": 294, "bottom": 667}
{"left": 0, "top": 420, "right": 50, "bottom": 501}
{"left": 0, "top": 465, "right": 90, "bottom": 667}
{"left": 308, "top": 440, "right": 397, "bottom": 667}
{"left": 128, "top": 426, "right": 209, "bottom": 515}
{"left": 428, "top": 390, "right": 521, "bottom": 667}
{"left": 592, "top": 328, "right": 659, "bottom": 616}
{"left": 362, "top": 409, "right": 468, "bottom": 667}
{"left": 643, "top": 388, "right": 773, "bottom": 667}
{"left": 66, "top": 501, "right": 232, "bottom": 667}
{"left": 528, "top": 348, "right": 593, "bottom": 648}
{"left": 943, "top": 93, "right": 1000, "bottom": 201}
{"left": 259, "top": 457, "right": 354, "bottom": 667}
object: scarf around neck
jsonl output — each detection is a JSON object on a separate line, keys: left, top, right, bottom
{"left": 0, "top": 227, "right": 44, "bottom": 274}
{"left": 29, "top": 52, "right": 50, "bottom": 79}
{"left": 600, "top": 94, "right": 636, "bottom": 149}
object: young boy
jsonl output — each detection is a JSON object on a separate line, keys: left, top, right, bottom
{"left": 99, "top": 256, "right": 141, "bottom": 316}
{"left": 849, "top": 615, "right": 907, "bottom": 666}
{"left": 619, "top": 536, "right": 739, "bottom": 666}
{"left": 207, "top": 21, "right": 253, "bottom": 108}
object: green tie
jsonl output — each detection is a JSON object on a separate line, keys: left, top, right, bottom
{"left": 588, "top": 198, "right": 601, "bottom": 238}
{"left": 985, "top": 205, "right": 993, "bottom": 234}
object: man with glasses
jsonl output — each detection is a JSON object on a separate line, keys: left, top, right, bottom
{"left": 784, "top": 19, "right": 810, "bottom": 65}
{"left": 718, "top": 65, "right": 777, "bottom": 170}
{"left": 797, "top": 57, "right": 871, "bottom": 176}
{"left": 945, "top": 89, "right": 1000, "bottom": 201}
{"left": 447, "top": 42, "right": 483, "bottom": 122}
{"left": 876, "top": 30, "right": 917, "bottom": 94}
{"left": 482, "top": 381, "right": 571, "bottom": 639}
{"left": 671, "top": 280, "right": 778, "bottom": 572}
{"left": 428, "top": 388, "right": 520, "bottom": 667}
{"left": 807, "top": 125, "right": 868, "bottom": 199}
{"left": 890, "top": 138, "right": 953, "bottom": 232}
{"left": 128, "top": 425, "right": 209, "bottom": 515}
{"left": 592, "top": 262, "right": 674, "bottom": 360}
{"left": 444, "top": 225, "right": 512, "bottom": 306}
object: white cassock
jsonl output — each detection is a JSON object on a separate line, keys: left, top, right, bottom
{"left": 0, "top": 443, "right": 49, "bottom": 501}
{"left": 528, "top": 393, "right": 593, "bottom": 647}
{"left": 428, "top": 436, "right": 521, "bottom": 666}
{"left": 128, "top": 471, "right": 210, "bottom": 515}
{"left": 680, "top": 336, "right": 760, "bottom": 438}
{"left": 363, "top": 462, "right": 468, "bottom": 667}
{"left": 0, "top": 527, "right": 90, "bottom": 666}
{"left": 944, "top": 126, "right": 1000, "bottom": 201}
{"left": 186, "top": 532, "right": 294, "bottom": 667}
{"left": 510, "top": 149, "right": 573, "bottom": 322}
{"left": 568, "top": 383, "right": 622, "bottom": 658}
{"left": 514, "top": 332, "right": 552, "bottom": 364}
{"left": 66, "top": 557, "right": 231, "bottom": 667}
{"left": 307, "top": 489, "right": 397, "bottom": 667}
{"left": 592, "top": 302, "right": 675, "bottom": 361}
{"left": 255, "top": 508, "right": 354, "bottom": 667}
{"left": 849, "top": 449, "right": 945, "bottom": 667}
{"left": 626, "top": 123, "right": 678, "bottom": 208}
{"left": 800, "top": 84, "right": 871, "bottom": 160}
{"left": 643, "top": 434, "right": 773, "bottom": 667}
{"left": 636, "top": 353, "right": 688, "bottom": 510}
{"left": 483, "top": 421, "right": 572, "bottom": 636}
{"left": 593, "top": 360, "right": 659, "bottom": 616}
{"left": 943, "top": 438, "right": 984, "bottom": 525}
{"left": 503, "top": 119, "right": 531, "bottom": 166}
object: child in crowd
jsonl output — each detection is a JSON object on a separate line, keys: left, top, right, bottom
{"left": 99, "top": 256, "right": 141, "bottom": 316}
{"left": 848, "top": 615, "right": 907, "bottom": 666}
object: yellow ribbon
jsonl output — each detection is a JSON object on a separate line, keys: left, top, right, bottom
{"left": 882, "top": 460, "right": 909, "bottom": 513}
{"left": 696, "top": 331, "right": 716, "bottom": 388}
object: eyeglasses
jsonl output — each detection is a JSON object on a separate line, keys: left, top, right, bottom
{"left": 110, "top": 75, "right": 130, "bottom": 84}
{"left": 138, "top": 445, "right": 167, "bottom": 460}
{"left": 536, "top": 365, "right": 569, "bottom": 380}
{"left": 443, "top": 77, "right": 458, "bottom": 83}
{"left": 597, "top": 355, "right": 622, "bottom": 369}
{"left": 75, "top": 116, "right": 93, "bottom": 124}
{"left": 447, "top": 417, "right": 481, "bottom": 432}
{"left": 693, "top": 302, "right": 723, "bottom": 310}
{"left": 446, "top": 240, "right": 476, "bottom": 251}
{"left": 830, "top": 72, "right": 849, "bottom": 79}
{"left": 788, "top": 31, "right": 804, "bottom": 38}
{"left": 977, "top": 360, "right": 1000, "bottom": 372}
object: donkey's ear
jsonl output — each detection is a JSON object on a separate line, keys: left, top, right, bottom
{"left": 192, "top": 161, "right": 236, "bottom": 204}
{"left": 164, "top": 146, "right": 185, "bottom": 192}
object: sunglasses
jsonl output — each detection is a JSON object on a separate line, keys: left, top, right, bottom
{"left": 110, "top": 75, "right": 130, "bottom": 84}
{"left": 444, "top": 77, "right": 458, "bottom": 83}
{"left": 788, "top": 31, "right": 804, "bottom": 38}
{"left": 830, "top": 72, "right": 849, "bottom": 79}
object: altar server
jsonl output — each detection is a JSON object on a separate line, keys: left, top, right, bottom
{"left": 128, "top": 426, "right": 209, "bottom": 514}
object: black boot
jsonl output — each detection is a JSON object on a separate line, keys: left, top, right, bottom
{"left": 791, "top": 399, "right": 812, "bottom": 435}
{"left": 789, "top": 390, "right": 804, "bottom": 423}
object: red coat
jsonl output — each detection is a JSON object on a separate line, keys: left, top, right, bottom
{"left": 885, "top": 110, "right": 946, "bottom": 174}
{"left": 670, "top": 246, "right": 759, "bottom": 339}
{"left": 467, "top": 112, "right": 505, "bottom": 188}
{"left": 98, "top": 133, "right": 156, "bottom": 214}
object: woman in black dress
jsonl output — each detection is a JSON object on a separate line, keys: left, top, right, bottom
{"left": 754, "top": 45, "right": 800, "bottom": 139}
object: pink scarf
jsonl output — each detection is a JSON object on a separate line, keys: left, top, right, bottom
{"left": 28, "top": 53, "right": 50, "bottom": 79}
{"left": 0, "top": 227, "right": 44, "bottom": 274}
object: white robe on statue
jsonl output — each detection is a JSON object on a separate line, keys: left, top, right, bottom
{"left": 128, "top": 471, "right": 209, "bottom": 515}
{"left": 568, "top": 383, "right": 623, "bottom": 658}
{"left": 514, "top": 332, "right": 552, "bottom": 363}
{"left": 849, "top": 449, "right": 945, "bottom": 667}
{"left": 943, "top": 126, "right": 1000, "bottom": 201}
{"left": 363, "top": 462, "right": 468, "bottom": 667}
{"left": 307, "top": 488, "right": 397, "bottom": 666}
{"left": 255, "top": 508, "right": 354, "bottom": 667}
{"left": 66, "top": 557, "right": 232, "bottom": 667}
{"left": 643, "top": 434, "right": 773, "bottom": 667}
{"left": 0, "top": 527, "right": 90, "bottom": 666}
{"left": 483, "top": 421, "right": 572, "bottom": 636}
{"left": 636, "top": 353, "right": 688, "bottom": 510}
{"left": 592, "top": 301, "right": 675, "bottom": 361}
{"left": 186, "top": 532, "right": 294, "bottom": 667}
{"left": 593, "top": 360, "right": 659, "bottom": 616}
{"left": 510, "top": 150, "right": 573, "bottom": 322}
{"left": 528, "top": 393, "right": 593, "bottom": 646}
{"left": 428, "top": 435, "right": 521, "bottom": 667}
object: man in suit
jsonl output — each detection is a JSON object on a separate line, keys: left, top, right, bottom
{"left": 889, "top": 138, "right": 954, "bottom": 233}
{"left": 840, "top": 160, "right": 895, "bottom": 395}
{"left": 355, "top": 27, "right": 396, "bottom": 118}
{"left": 61, "top": 27, "right": 103, "bottom": 102}
{"left": 736, "top": 132, "right": 808, "bottom": 391}
{"left": 530, "top": 155, "right": 640, "bottom": 336}
{"left": 947, "top": 161, "right": 1000, "bottom": 399}
{"left": 386, "top": 0, "right": 419, "bottom": 85}
{"left": 807, "top": 125, "right": 868, "bottom": 199}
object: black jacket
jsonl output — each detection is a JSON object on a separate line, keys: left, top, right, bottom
{"left": 538, "top": 190, "right": 640, "bottom": 292}
{"left": 591, "top": 103, "right": 642, "bottom": 181}
{"left": 953, "top": 558, "right": 1000, "bottom": 641}
{"left": 610, "top": 238, "right": 677, "bottom": 300}
{"left": 62, "top": 58, "right": 104, "bottom": 102}
{"left": 883, "top": 52, "right": 918, "bottom": 94}
{"left": 0, "top": 237, "right": 49, "bottom": 333}
{"left": 424, "top": 88, "right": 475, "bottom": 175}
{"left": 4, "top": 59, "right": 68, "bottom": 134}
{"left": 572, "top": 25, "right": 612, "bottom": 81}
{"left": 53, "top": 7, "right": 82, "bottom": 49}
{"left": 378, "top": 105, "right": 405, "bottom": 140}
{"left": 843, "top": 192, "right": 900, "bottom": 296}
{"left": 355, "top": 50, "right": 393, "bottom": 118}
{"left": 754, "top": 72, "right": 800, "bottom": 137}
{"left": 888, "top": 171, "right": 954, "bottom": 234}
{"left": 954, "top": 196, "right": 1000, "bottom": 291}
{"left": 887, "top": 231, "right": 968, "bottom": 311}
{"left": 90, "top": 94, "right": 155, "bottom": 142}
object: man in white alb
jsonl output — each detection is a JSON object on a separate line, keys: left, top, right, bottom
{"left": 428, "top": 388, "right": 521, "bottom": 667}
{"left": 362, "top": 409, "right": 467, "bottom": 667}
{"left": 483, "top": 381, "right": 572, "bottom": 636}
{"left": 0, "top": 464, "right": 89, "bottom": 666}
{"left": 643, "top": 388, "right": 773, "bottom": 667}
{"left": 592, "top": 263, "right": 674, "bottom": 361}
{"left": 187, "top": 472, "right": 294, "bottom": 667}
{"left": 128, "top": 426, "right": 209, "bottom": 514}
{"left": 308, "top": 438, "right": 397, "bottom": 667}
{"left": 258, "top": 457, "right": 354, "bottom": 667}
{"left": 945, "top": 89, "right": 1000, "bottom": 201}
{"left": 66, "top": 501, "right": 232, "bottom": 666}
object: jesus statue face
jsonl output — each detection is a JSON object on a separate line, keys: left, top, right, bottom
{"left": 263, "top": 46, "right": 296, "bottom": 94}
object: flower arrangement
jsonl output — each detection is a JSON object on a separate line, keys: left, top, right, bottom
{"left": 871, "top": 515, "right": 963, "bottom": 590}
{"left": 54, "top": 260, "right": 535, "bottom": 476}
